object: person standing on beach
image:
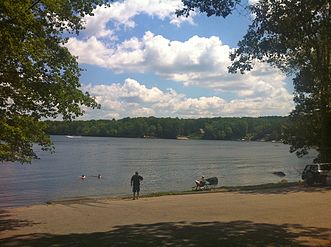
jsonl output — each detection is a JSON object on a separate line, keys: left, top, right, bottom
{"left": 131, "top": 171, "right": 143, "bottom": 200}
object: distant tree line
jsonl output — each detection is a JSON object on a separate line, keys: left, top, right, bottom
{"left": 45, "top": 116, "right": 288, "bottom": 142}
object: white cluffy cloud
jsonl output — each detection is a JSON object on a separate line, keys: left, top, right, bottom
{"left": 82, "top": 0, "right": 194, "bottom": 38}
{"left": 67, "top": 31, "right": 291, "bottom": 102}
{"left": 80, "top": 78, "right": 293, "bottom": 120}
{"left": 65, "top": 0, "right": 294, "bottom": 119}
{"left": 248, "top": 0, "right": 259, "bottom": 4}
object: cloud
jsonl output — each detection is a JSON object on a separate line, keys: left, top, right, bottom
{"left": 80, "top": 78, "right": 293, "bottom": 120}
{"left": 67, "top": 31, "right": 291, "bottom": 103}
{"left": 82, "top": 0, "right": 194, "bottom": 38}
{"left": 64, "top": 0, "right": 294, "bottom": 119}
{"left": 67, "top": 32, "right": 230, "bottom": 75}
{"left": 248, "top": 0, "right": 259, "bottom": 4}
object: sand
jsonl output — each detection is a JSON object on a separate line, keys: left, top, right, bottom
{"left": 1, "top": 185, "right": 331, "bottom": 246}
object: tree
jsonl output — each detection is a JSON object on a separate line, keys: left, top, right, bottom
{"left": 0, "top": 0, "right": 107, "bottom": 163}
{"left": 177, "top": 0, "right": 331, "bottom": 162}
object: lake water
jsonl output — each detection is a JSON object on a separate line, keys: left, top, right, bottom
{"left": 0, "top": 135, "right": 315, "bottom": 208}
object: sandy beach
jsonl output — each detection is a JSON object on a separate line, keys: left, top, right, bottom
{"left": 1, "top": 184, "right": 331, "bottom": 246}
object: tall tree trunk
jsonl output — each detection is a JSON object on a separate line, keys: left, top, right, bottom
{"left": 319, "top": 42, "right": 331, "bottom": 162}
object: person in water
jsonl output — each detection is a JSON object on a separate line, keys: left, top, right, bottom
{"left": 130, "top": 171, "right": 143, "bottom": 200}
{"left": 80, "top": 174, "right": 101, "bottom": 179}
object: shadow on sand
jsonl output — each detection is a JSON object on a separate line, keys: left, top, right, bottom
{"left": 1, "top": 220, "right": 330, "bottom": 247}
{"left": 221, "top": 183, "right": 331, "bottom": 195}
{"left": 0, "top": 210, "right": 39, "bottom": 232}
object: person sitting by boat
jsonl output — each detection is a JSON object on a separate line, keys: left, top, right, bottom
{"left": 201, "top": 176, "right": 206, "bottom": 185}
{"left": 195, "top": 176, "right": 208, "bottom": 190}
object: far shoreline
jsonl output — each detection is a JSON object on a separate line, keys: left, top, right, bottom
{"left": 56, "top": 134, "right": 285, "bottom": 143}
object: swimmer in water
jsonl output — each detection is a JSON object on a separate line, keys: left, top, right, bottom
{"left": 80, "top": 175, "right": 86, "bottom": 179}
{"left": 97, "top": 174, "right": 101, "bottom": 179}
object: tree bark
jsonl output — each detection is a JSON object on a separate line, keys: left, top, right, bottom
{"left": 319, "top": 42, "right": 331, "bottom": 163}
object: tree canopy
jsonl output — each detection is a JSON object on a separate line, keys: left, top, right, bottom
{"left": 178, "top": 0, "right": 331, "bottom": 162}
{"left": 0, "top": 0, "right": 107, "bottom": 163}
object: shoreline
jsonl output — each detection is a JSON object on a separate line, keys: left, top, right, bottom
{"left": 44, "top": 181, "right": 309, "bottom": 205}
{"left": 57, "top": 133, "right": 285, "bottom": 143}
{"left": 1, "top": 181, "right": 302, "bottom": 210}
{"left": 3, "top": 181, "right": 326, "bottom": 210}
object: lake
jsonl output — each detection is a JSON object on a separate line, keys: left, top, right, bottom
{"left": 0, "top": 135, "right": 315, "bottom": 208}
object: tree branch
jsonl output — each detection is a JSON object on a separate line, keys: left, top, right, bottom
{"left": 28, "top": 0, "right": 41, "bottom": 10}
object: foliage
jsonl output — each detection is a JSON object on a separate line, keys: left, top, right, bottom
{"left": 177, "top": 0, "right": 331, "bottom": 162}
{"left": 45, "top": 116, "right": 287, "bottom": 142}
{"left": 0, "top": 0, "right": 107, "bottom": 163}
{"left": 176, "top": 0, "right": 241, "bottom": 18}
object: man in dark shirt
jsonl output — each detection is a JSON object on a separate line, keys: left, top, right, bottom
{"left": 131, "top": 171, "right": 143, "bottom": 200}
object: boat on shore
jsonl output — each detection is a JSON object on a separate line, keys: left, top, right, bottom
{"left": 66, "top": 135, "right": 82, "bottom": 139}
{"left": 176, "top": 136, "right": 189, "bottom": 140}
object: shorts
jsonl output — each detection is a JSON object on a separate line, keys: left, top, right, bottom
{"left": 133, "top": 186, "right": 140, "bottom": 193}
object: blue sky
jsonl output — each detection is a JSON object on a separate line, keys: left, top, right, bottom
{"left": 66, "top": 0, "right": 293, "bottom": 120}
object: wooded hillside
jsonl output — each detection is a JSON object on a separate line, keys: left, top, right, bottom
{"left": 45, "top": 116, "right": 287, "bottom": 141}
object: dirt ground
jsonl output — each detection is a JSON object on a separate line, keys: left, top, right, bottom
{"left": 1, "top": 185, "right": 331, "bottom": 246}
